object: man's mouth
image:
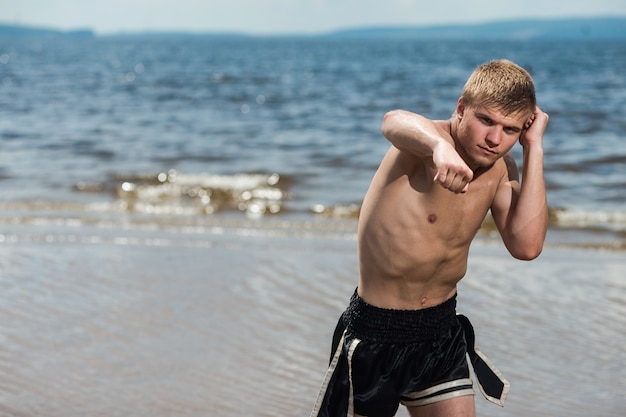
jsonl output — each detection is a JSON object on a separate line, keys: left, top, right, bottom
{"left": 478, "top": 145, "right": 497, "bottom": 156}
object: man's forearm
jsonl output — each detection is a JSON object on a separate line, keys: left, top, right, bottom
{"left": 507, "top": 145, "right": 549, "bottom": 259}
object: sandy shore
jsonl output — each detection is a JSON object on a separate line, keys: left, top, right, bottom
{"left": 0, "top": 222, "right": 624, "bottom": 416}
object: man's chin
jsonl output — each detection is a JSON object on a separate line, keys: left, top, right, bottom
{"left": 471, "top": 159, "right": 496, "bottom": 175}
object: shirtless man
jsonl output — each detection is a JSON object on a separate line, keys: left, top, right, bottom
{"left": 311, "top": 60, "right": 549, "bottom": 417}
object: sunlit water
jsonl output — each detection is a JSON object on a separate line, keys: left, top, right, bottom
{"left": 0, "top": 38, "right": 625, "bottom": 244}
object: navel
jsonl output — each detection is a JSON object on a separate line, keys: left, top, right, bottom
{"left": 427, "top": 213, "right": 437, "bottom": 224}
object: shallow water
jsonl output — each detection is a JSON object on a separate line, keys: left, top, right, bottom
{"left": 0, "top": 220, "right": 624, "bottom": 416}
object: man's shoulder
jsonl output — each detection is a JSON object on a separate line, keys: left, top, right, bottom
{"left": 432, "top": 119, "right": 453, "bottom": 141}
{"left": 500, "top": 152, "right": 520, "bottom": 183}
{"left": 473, "top": 155, "right": 515, "bottom": 189}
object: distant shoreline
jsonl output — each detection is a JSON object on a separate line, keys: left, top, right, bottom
{"left": 1, "top": 16, "right": 626, "bottom": 40}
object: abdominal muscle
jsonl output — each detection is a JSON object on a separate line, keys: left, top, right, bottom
{"left": 357, "top": 226, "right": 470, "bottom": 310}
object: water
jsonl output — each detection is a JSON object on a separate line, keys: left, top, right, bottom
{"left": 0, "top": 36, "right": 625, "bottom": 416}
{"left": 0, "top": 37, "right": 625, "bottom": 245}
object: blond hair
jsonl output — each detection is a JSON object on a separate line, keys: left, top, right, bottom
{"left": 461, "top": 59, "right": 536, "bottom": 117}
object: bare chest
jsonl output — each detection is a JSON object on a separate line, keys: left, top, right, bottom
{"left": 410, "top": 173, "right": 499, "bottom": 242}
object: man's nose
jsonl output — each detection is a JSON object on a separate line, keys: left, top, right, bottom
{"left": 485, "top": 127, "right": 502, "bottom": 146}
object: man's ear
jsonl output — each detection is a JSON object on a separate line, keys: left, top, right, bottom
{"left": 456, "top": 97, "right": 465, "bottom": 119}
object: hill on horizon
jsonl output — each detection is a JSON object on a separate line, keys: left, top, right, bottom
{"left": 328, "top": 17, "right": 626, "bottom": 40}
{"left": 0, "top": 16, "right": 625, "bottom": 40}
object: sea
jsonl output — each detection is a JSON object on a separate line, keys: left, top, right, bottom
{"left": 0, "top": 36, "right": 624, "bottom": 416}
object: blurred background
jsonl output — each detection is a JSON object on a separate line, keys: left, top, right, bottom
{"left": 0, "top": 2, "right": 625, "bottom": 416}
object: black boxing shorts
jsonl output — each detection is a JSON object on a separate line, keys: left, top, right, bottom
{"left": 310, "top": 290, "right": 509, "bottom": 417}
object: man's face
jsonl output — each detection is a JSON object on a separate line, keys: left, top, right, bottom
{"left": 455, "top": 99, "right": 528, "bottom": 170}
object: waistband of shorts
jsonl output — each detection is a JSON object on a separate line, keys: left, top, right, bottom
{"left": 342, "top": 289, "right": 458, "bottom": 344}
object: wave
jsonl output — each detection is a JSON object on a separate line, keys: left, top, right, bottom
{"left": 0, "top": 170, "right": 624, "bottom": 250}
{"left": 76, "top": 170, "right": 286, "bottom": 216}
{"left": 548, "top": 207, "right": 626, "bottom": 231}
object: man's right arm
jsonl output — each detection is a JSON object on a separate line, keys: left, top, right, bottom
{"left": 381, "top": 110, "right": 446, "bottom": 157}
{"left": 381, "top": 110, "right": 473, "bottom": 193}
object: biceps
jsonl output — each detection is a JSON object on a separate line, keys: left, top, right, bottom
{"left": 491, "top": 181, "right": 520, "bottom": 231}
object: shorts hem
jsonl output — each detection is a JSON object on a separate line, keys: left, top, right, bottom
{"left": 400, "top": 378, "right": 475, "bottom": 407}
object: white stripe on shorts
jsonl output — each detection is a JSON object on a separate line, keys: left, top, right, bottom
{"left": 401, "top": 378, "right": 475, "bottom": 407}
{"left": 309, "top": 331, "right": 346, "bottom": 417}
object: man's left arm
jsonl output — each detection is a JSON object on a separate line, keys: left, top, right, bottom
{"left": 492, "top": 107, "right": 550, "bottom": 260}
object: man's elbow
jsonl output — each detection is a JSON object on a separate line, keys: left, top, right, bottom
{"left": 510, "top": 242, "right": 544, "bottom": 261}
{"left": 381, "top": 110, "right": 403, "bottom": 138}
{"left": 382, "top": 109, "right": 402, "bottom": 123}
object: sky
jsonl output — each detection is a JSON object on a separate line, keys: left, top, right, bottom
{"left": 2, "top": 0, "right": 626, "bottom": 35}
